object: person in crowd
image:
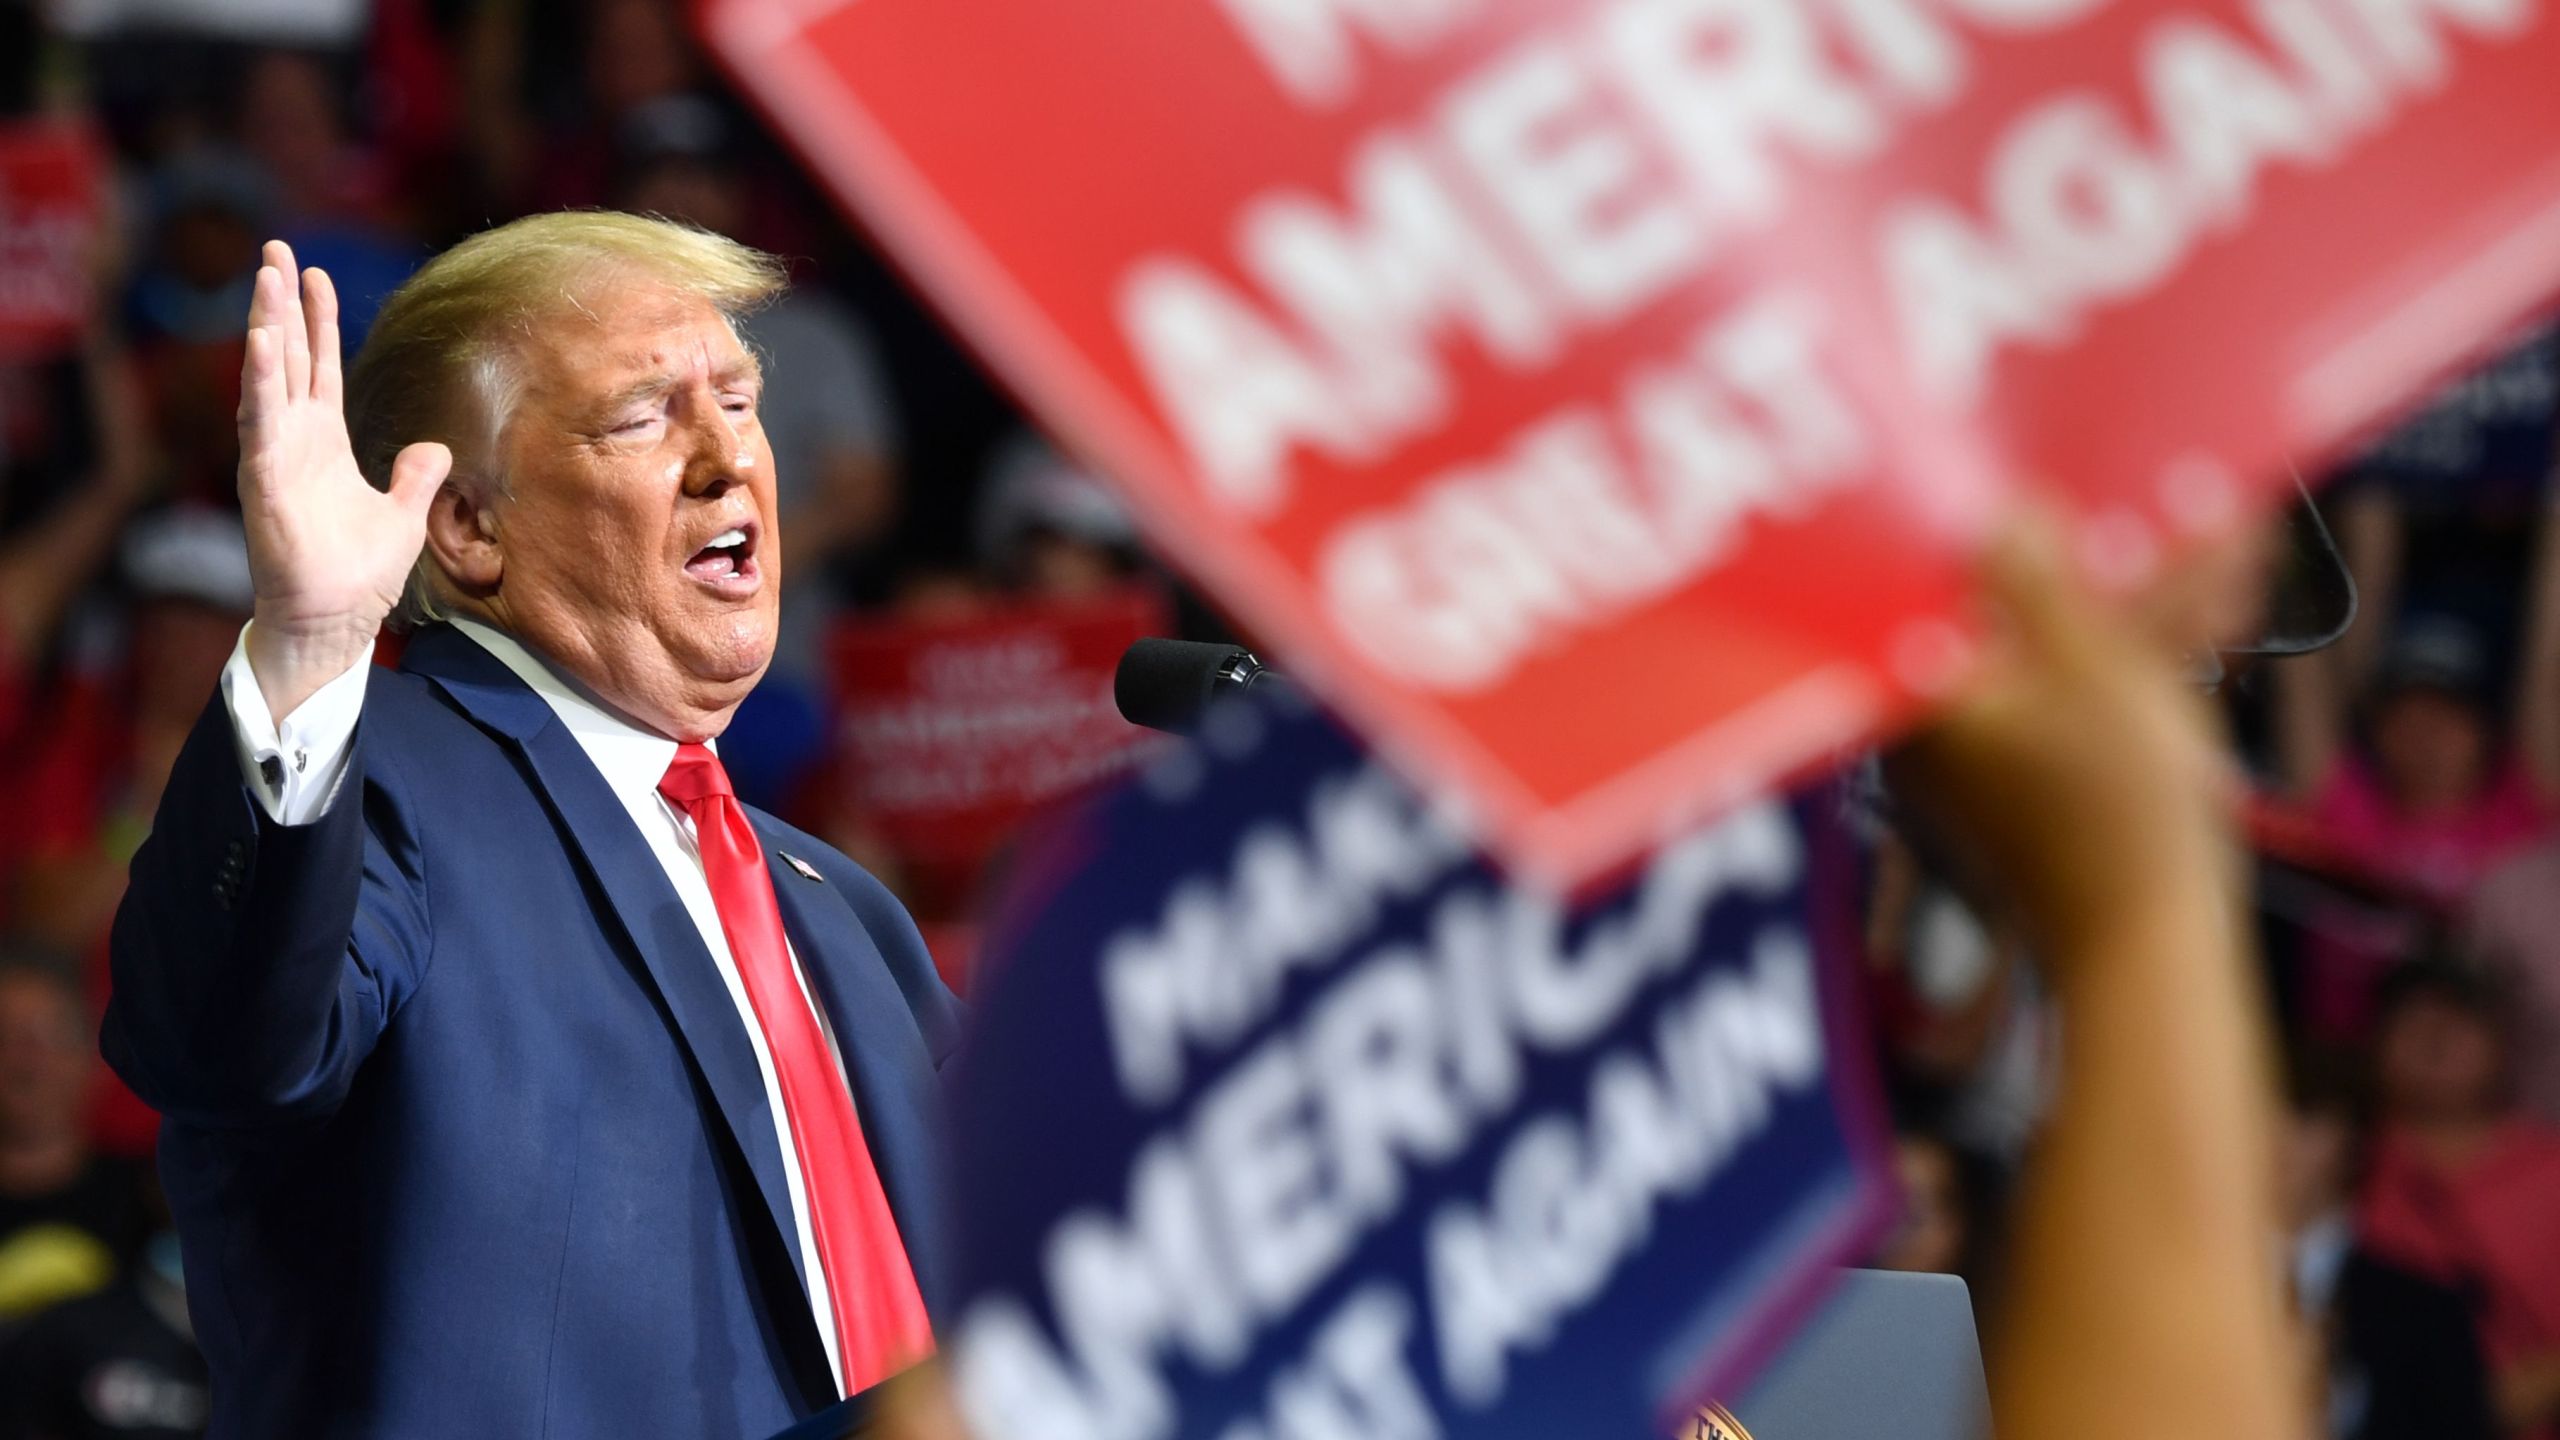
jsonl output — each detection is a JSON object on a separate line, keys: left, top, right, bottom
{"left": 975, "top": 434, "right": 1148, "bottom": 602}
{"left": 233, "top": 47, "right": 422, "bottom": 351}
{"left": 2278, "top": 1048, "right": 2495, "bottom": 1440}
{"left": 0, "top": 339, "right": 152, "bottom": 760}
{"left": 127, "top": 155, "right": 269, "bottom": 354}
{"left": 886, "top": 568, "right": 998, "bottom": 625}
{"left": 0, "top": 1224, "right": 206, "bottom": 1440}
{"left": 104, "top": 223, "right": 958, "bottom": 1437}
{"left": 352, "top": 0, "right": 466, "bottom": 234}
{"left": 2467, "top": 832, "right": 2560, "bottom": 1128}
{"left": 9, "top": 509, "right": 255, "bottom": 960}
{"left": 8, "top": 507, "right": 257, "bottom": 1157}
{"left": 0, "top": 955, "right": 151, "bottom": 1326}
{"left": 126, "top": 152, "right": 272, "bottom": 504}
{"left": 1862, "top": 832, "right": 2054, "bottom": 1172}
{"left": 2459, "top": 497, "right": 2560, "bottom": 1127}
{"left": 2355, "top": 963, "right": 2560, "bottom": 1437}
{"left": 2274, "top": 608, "right": 2557, "bottom": 1034}
{"left": 468, "top": 0, "right": 708, "bottom": 216}
{"left": 1874, "top": 1130, "right": 1973, "bottom": 1279}
{"left": 2270, "top": 440, "right": 2560, "bottom": 1021}
{"left": 2315, "top": 618, "right": 2547, "bottom": 896}
{"left": 237, "top": 48, "right": 391, "bottom": 229}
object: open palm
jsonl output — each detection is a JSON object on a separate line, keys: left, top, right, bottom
{"left": 236, "top": 239, "right": 451, "bottom": 715}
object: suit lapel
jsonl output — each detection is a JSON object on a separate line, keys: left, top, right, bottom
{"left": 400, "top": 628, "right": 818, "bottom": 1322}
{"left": 755, "top": 821, "right": 949, "bottom": 1316}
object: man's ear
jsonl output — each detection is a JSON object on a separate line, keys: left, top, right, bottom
{"left": 422, "top": 479, "right": 503, "bottom": 598}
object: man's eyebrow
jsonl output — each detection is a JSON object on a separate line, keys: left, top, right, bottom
{"left": 591, "top": 373, "right": 677, "bottom": 419}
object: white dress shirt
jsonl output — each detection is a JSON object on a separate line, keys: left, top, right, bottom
{"left": 221, "top": 619, "right": 852, "bottom": 1392}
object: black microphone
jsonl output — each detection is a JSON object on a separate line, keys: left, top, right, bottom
{"left": 1114, "top": 639, "right": 1289, "bottom": 734}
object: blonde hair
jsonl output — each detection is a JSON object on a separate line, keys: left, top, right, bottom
{"left": 347, "top": 210, "right": 789, "bottom": 629}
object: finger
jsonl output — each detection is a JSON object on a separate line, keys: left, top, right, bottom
{"left": 1973, "top": 514, "right": 2073, "bottom": 628}
{"left": 237, "top": 289, "right": 284, "bottom": 446}
{"left": 1970, "top": 511, "right": 2121, "bottom": 677}
{"left": 388, "top": 442, "right": 454, "bottom": 518}
{"left": 265, "top": 239, "right": 312, "bottom": 401}
{"left": 2133, "top": 519, "right": 2277, "bottom": 661}
{"left": 306, "top": 265, "right": 344, "bottom": 405}
{"left": 245, "top": 251, "right": 277, "bottom": 332}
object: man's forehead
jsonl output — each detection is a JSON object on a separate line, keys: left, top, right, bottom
{"left": 595, "top": 335, "right": 760, "bottom": 385}
{"left": 514, "top": 285, "right": 757, "bottom": 396}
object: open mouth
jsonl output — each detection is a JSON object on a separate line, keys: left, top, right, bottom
{"left": 683, "top": 521, "right": 762, "bottom": 594}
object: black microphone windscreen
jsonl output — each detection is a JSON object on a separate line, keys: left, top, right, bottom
{"left": 1115, "top": 638, "right": 1248, "bottom": 734}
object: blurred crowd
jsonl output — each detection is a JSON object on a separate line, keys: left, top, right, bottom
{"left": 0, "top": 2, "right": 2555, "bottom": 1438}
{"left": 1866, "top": 323, "right": 2560, "bottom": 1439}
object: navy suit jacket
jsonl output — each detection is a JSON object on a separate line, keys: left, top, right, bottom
{"left": 103, "top": 626, "right": 965, "bottom": 1440}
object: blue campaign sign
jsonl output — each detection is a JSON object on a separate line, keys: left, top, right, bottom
{"left": 943, "top": 693, "right": 1894, "bottom": 1440}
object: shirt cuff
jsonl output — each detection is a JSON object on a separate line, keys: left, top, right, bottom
{"left": 221, "top": 624, "right": 372, "bottom": 826}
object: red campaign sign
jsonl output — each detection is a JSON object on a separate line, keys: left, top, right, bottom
{"left": 0, "top": 122, "right": 104, "bottom": 361}
{"left": 707, "top": 0, "right": 2560, "bottom": 886}
{"left": 829, "top": 587, "right": 1168, "bottom": 875}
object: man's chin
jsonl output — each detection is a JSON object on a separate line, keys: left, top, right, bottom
{"left": 648, "top": 650, "right": 772, "bottom": 744}
{"left": 691, "top": 650, "right": 773, "bottom": 692}
{"left": 684, "top": 625, "right": 777, "bottom": 691}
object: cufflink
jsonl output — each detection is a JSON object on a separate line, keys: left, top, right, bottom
{"left": 779, "top": 852, "right": 824, "bottom": 883}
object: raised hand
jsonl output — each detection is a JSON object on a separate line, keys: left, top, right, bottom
{"left": 237, "top": 239, "right": 451, "bottom": 719}
{"left": 1889, "top": 520, "right": 2238, "bottom": 956}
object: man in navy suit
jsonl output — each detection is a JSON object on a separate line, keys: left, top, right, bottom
{"left": 103, "top": 213, "right": 964, "bottom": 1438}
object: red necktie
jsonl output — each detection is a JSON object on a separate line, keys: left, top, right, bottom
{"left": 659, "top": 743, "right": 933, "bottom": 1393}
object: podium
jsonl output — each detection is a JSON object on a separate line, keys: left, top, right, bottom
{"left": 1732, "top": 1270, "right": 1990, "bottom": 1439}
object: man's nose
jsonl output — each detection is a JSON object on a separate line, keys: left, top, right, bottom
{"left": 676, "top": 391, "right": 747, "bottom": 497}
